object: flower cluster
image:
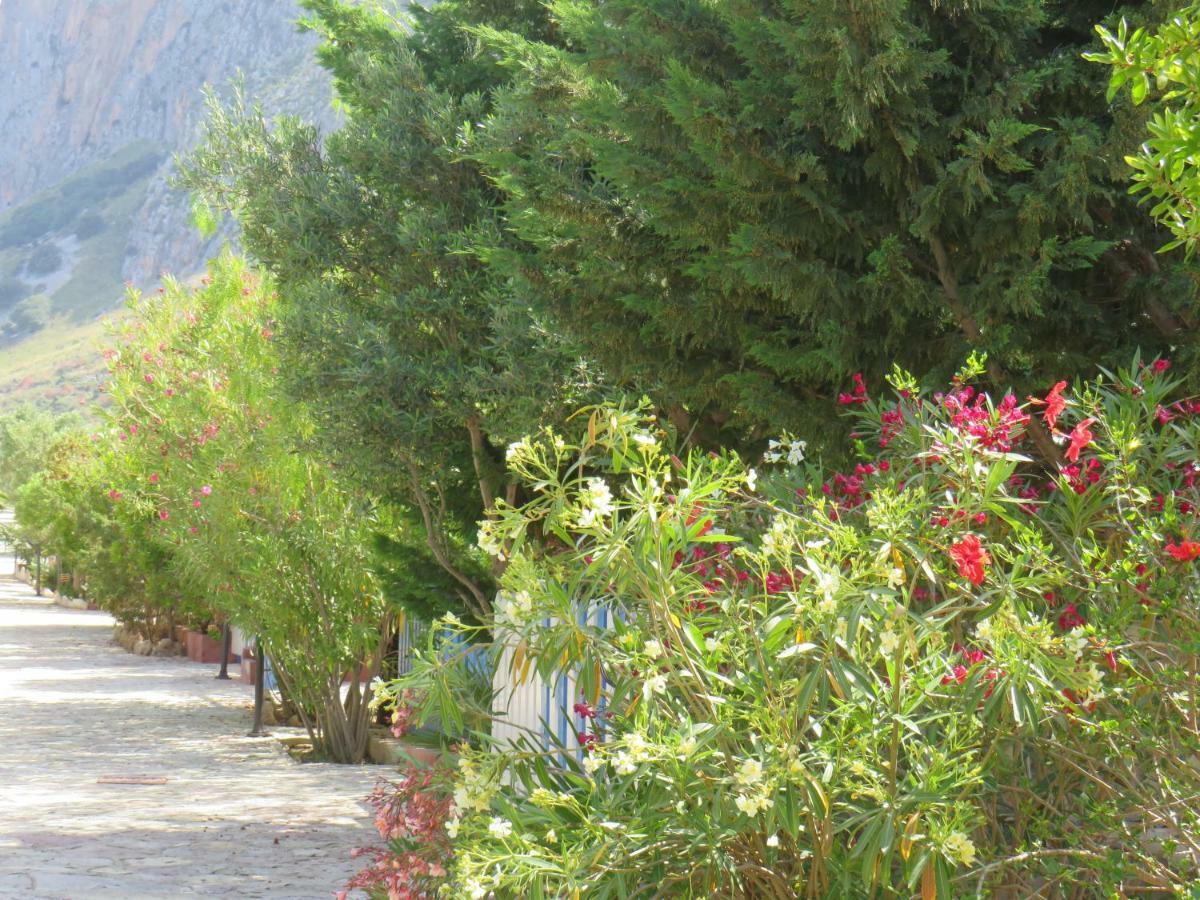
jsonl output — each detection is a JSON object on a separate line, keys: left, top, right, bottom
{"left": 395, "top": 364, "right": 1200, "bottom": 898}
{"left": 340, "top": 765, "right": 454, "bottom": 900}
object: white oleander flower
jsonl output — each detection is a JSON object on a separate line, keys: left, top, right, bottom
{"left": 477, "top": 521, "right": 507, "bottom": 560}
{"left": 814, "top": 567, "right": 839, "bottom": 606}
{"left": 879, "top": 628, "right": 900, "bottom": 656}
{"left": 762, "top": 514, "right": 792, "bottom": 556}
{"left": 625, "top": 732, "right": 649, "bottom": 759}
{"left": 746, "top": 468, "right": 758, "bottom": 491}
{"left": 488, "top": 817, "right": 513, "bottom": 839}
{"left": 887, "top": 567, "right": 905, "bottom": 589}
{"left": 1064, "top": 629, "right": 1088, "bottom": 660}
{"left": 943, "top": 831, "right": 977, "bottom": 867}
{"left": 643, "top": 673, "right": 668, "bottom": 700}
{"left": 614, "top": 752, "right": 637, "bottom": 775}
{"left": 975, "top": 618, "right": 996, "bottom": 646}
{"left": 497, "top": 590, "right": 533, "bottom": 625}
{"left": 736, "top": 758, "right": 764, "bottom": 787}
{"left": 577, "top": 477, "right": 615, "bottom": 527}
{"left": 582, "top": 755, "right": 606, "bottom": 775}
{"left": 734, "top": 790, "right": 773, "bottom": 816}
{"left": 643, "top": 639, "right": 664, "bottom": 659}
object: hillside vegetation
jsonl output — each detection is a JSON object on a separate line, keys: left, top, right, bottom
{"left": 0, "top": 141, "right": 164, "bottom": 343}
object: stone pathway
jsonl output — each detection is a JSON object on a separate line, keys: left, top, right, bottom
{"left": 0, "top": 573, "right": 382, "bottom": 899}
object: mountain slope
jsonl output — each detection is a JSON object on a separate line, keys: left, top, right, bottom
{"left": 0, "top": 0, "right": 336, "bottom": 403}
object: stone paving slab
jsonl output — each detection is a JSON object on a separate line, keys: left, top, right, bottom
{"left": 0, "top": 575, "right": 382, "bottom": 899}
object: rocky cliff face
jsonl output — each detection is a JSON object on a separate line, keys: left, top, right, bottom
{"left": 0, "top": 0, "right": 333, "bottom": 287}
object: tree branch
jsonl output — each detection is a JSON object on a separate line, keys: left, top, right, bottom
{"left": 403, "top": 458, "right": 491, "bottom": 619}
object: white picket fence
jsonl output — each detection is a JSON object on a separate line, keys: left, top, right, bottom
{"left": 491, "top": 605, "right": 613, "bottom": 753}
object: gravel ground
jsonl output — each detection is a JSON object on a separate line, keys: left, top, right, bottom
{"left": 0, "top": 573, "right": 381, "bottom": 899}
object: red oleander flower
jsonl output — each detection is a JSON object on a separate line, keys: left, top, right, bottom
{"left": 941, "top": 664, "right": 969, "bottom": 686}
{"left": 949, "top": 535, "right": 991, "bottom": 586}
{"left": 1030, "top": 380, "right": 1068, "bottom": 431}
{"left": 837, "top": 372, "right": 869, "bottom": 405}
{"left": 961, "top": 647, "right": 986, "bottom": 666}
{"left": 1064, "top": 417, "right": 1095, "bottom": 463}
{"left": 1166, "top": 540, "right": 1200, "bottom": 562}
{"left": 1057, "top": 603, "right": 1085, "bottom": 631}
{"left": 573, "top": 699, "right": 597, "bottom": 720}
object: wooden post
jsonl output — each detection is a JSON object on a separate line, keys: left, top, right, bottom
{"left": 216, "top": 622, "right": 233, "bottom": 680}
{"left": 249, "top": 638, "right": 266, "bottom": 736}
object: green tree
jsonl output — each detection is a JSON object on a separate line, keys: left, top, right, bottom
{"left": 471, "top": 0, "right": 1198, "bottom": 454}
{"left": 0, "top": 405, "right": 76, "bottom": 502}
{"left": 1089, "top": 4, "right": 1200, "bottom": 256}
{"left": 178, "top": 0, "right": 590, "bottom": 620}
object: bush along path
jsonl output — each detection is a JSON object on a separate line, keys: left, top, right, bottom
{"left": 0, "top": 573, "right": 379, "bottom": 900}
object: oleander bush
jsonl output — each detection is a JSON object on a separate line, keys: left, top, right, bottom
{"left": 394, "top": 356, "right": 1200, "bottom": 897}
{"left": 95, "top": 254, "right": 395, "bottom": 762}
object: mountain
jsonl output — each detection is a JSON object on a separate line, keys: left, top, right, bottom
{"left": 0, "top": 0, "right": 335, "bottom": 409}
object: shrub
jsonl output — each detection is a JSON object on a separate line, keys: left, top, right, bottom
{"left": 9, "top": 294, "right": 52, "bottom": 334}
{"left": 340, "top": 764, "right": 455, "bottom": 900}
{"left": 399, "top": 356, "right": 1200, "bottom": 897}
{"left": 72, "top": 212, "right": 106, "bottom": 240}
{"left": 25, "top": 243, "right": 63, "bottom": 277}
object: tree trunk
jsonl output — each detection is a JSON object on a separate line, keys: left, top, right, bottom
{"left": 930, "top": 236, "right": 1063, "bottom": 466}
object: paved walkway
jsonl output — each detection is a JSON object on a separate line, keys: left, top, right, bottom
{"left": 0, "top": 573, "right": 382, "bottom": 899}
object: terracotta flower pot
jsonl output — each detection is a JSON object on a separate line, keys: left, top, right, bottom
{"left": 342, "top": 664, "right": 373, "bottom": 684}
{"left": 187, "top": 631, "right": 234, "bottom": 664}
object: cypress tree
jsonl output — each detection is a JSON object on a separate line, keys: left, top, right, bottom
{"left": 473, "top": 0, "right": 1198, "bottom": 451}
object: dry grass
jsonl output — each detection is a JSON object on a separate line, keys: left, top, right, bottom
{"left": 0, "top": 315, "right": 115, "bottom": 413}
